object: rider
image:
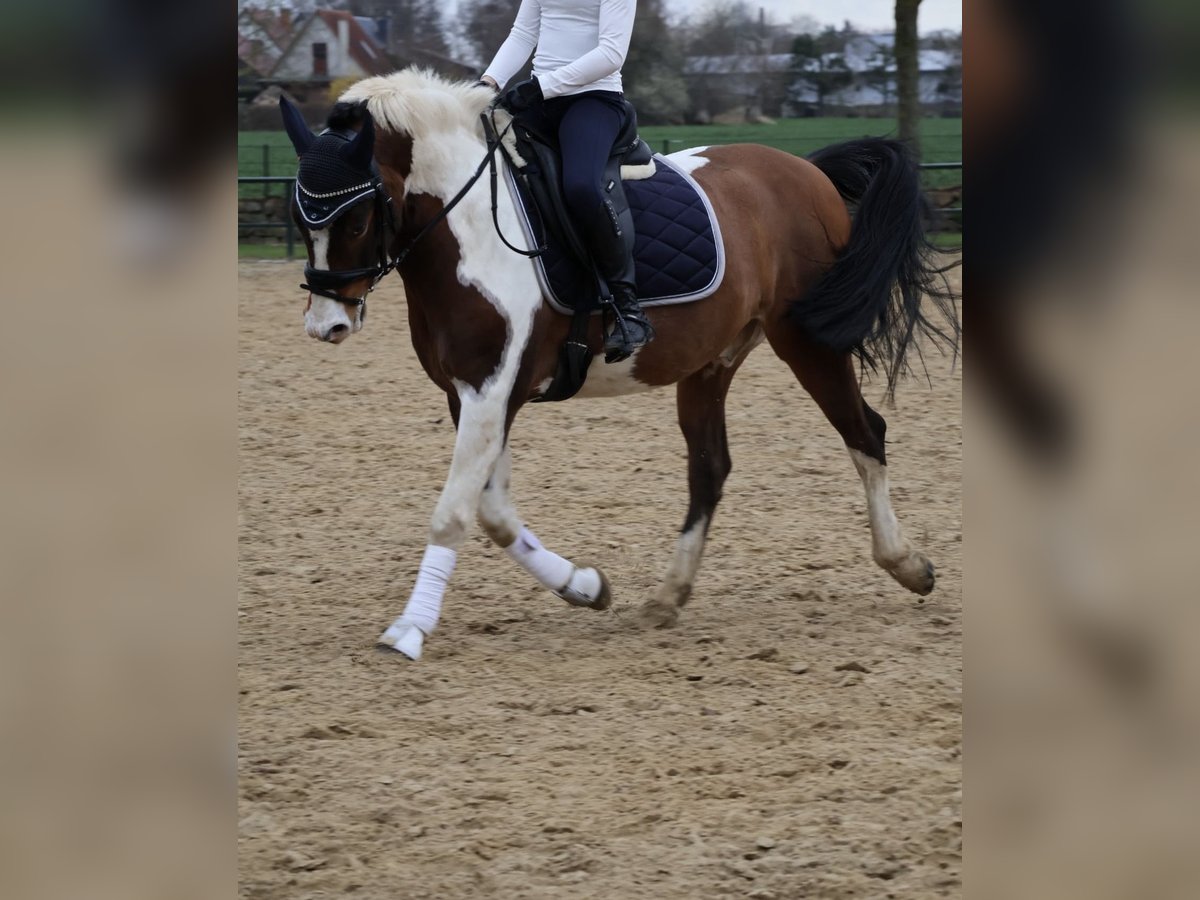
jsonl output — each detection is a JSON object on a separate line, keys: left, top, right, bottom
{"left": 479, "top": 0, "right": 654, "bottom": 361}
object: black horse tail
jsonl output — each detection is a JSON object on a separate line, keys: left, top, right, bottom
{"left": 791, "top": 138, "right": 960, "bottom": 400}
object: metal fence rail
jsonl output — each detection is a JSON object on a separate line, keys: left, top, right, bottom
{"left": 238, "top": 161, "right": 961, "bottom": 260}
{"left": 238, "top": 176, "right": 298, "bottom": 258}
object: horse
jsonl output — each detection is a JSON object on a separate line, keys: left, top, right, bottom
{"left": 279, "top": 69, "right": 958, "bottom": 661}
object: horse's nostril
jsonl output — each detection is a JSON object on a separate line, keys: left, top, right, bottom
{"left": 325, "top": 324, "right": 350, "bottom": 341}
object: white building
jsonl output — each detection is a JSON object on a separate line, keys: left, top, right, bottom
{"left": 269, "top": 10, "right": 392, "bottom": 83}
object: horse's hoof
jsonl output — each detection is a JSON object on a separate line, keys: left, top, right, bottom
{"left": 378, "top": 622, "right": 424, "bottom": 660}
{"left": 587, "top": 564, "right": 612, "bottom": 611}
{"left": 638, "top": 600, "right": 679, "bottom": 629}
{"left": 886, "top": 552, "right": 936, "bottom": 596}
{"left": 556, "top": 565, "right": 613, "bottom": 611}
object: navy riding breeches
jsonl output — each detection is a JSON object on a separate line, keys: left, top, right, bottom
{"left": 519, "top": 90, "right": 628, "bottom": 215}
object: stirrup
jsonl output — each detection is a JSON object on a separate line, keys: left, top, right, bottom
{"left": 603, "top": 305, "right": 654, "bottom": 364}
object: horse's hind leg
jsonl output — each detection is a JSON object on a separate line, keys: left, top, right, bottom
{"left": 639, "top": 360, "right": 739, "bottom": 628}
{"left": 477, "top": 444, "right": 612, "bottom": 610}
{"left": 766, "top": 327, "right": 936, "bottom": 595}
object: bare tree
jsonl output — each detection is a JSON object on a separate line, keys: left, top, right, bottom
{"left": 345, "top": 1, "right": 450, "bottom": 58}
{"left": 624, "top": 0, "right": 689, "bottom": 124}
{"left": 790, "top": 28, "right": 852, "bottom": 116}
{"left": 457, "top": 0, "right": 524, "bottom": 71}
{"left": 895, "top": 0, "right": 922, "bottom": 154}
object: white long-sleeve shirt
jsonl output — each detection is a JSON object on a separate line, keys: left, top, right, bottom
{"left": 482, "top": 0, "right": 636, "bottom": 99}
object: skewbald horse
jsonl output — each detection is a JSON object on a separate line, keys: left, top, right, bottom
{"left": 283, "top": 69, "right": 958, "bottom": 660}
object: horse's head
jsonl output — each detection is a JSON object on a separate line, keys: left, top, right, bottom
{"left": 282, "top": 72, "right": 505, "bottom": 342}
{"left": 281, "top": 96, "right": 395, "bottom": 344}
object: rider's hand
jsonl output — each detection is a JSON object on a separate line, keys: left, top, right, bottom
{"left": 498, "top": 77, "right": 544, "bottom": 114}
{"left": 474, "top": 75, "right": 500, "bottom": 93}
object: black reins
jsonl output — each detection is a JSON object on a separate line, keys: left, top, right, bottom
{"left": 300, "top": 110, "right": 543, "bottom": 307}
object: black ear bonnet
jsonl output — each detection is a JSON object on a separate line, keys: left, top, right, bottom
{"left": 294, "top": 123, "right": 380, "bottom": 228}
{"left": 280, "top": 97, "right": 381, "bottom": 228}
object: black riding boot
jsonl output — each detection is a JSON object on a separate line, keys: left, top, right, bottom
{"left": 585, "top": 198, "right": 655, "bottom": 363}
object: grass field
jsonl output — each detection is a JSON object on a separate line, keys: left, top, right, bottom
{"left": 238, "top": 243, "right": 293, "bottom": 259}
{"left": 238, "top": 116, "right": 961, "bottom": 255}
{"left": 238, "top": 116, "right": 962, "bottom": 196}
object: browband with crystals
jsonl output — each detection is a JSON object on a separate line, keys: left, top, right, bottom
{"left": 293, "top": 180, "right": 377, "bottom": 228}
{"left": 297, "top": 180, "right": 375, "bottom": 200}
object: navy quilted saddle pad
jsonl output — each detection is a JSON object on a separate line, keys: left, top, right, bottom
{"left": 505, "top": 153, "right": 726, "bottom": 314}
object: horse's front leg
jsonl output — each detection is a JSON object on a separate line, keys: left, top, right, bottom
{"left": 377, "top": 384, "right": 508, "bottom": 660}
{"left": 477, "top": 444, "right": 612, "bottom": 610}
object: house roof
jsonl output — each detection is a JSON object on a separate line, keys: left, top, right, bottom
{"left": 684, "top": 54, "right": 794, "bottom": 76}
{"left": 314, "top": 9, "right": 392, "bottom": 76}
{"left": 237, "top": 8, "right": 295, "bottom": 77}
{"left": 687, "top": 48, "right": 958, "bottom": 78}
{"left": 401, "top": 47, "right": 478, "bottom": 79}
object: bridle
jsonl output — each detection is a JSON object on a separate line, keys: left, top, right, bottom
{"left": 295, "top": 128, "right": 398, "bottom": 311}
{"left": 297, "top": 110, "right": 542, "bottom": 312}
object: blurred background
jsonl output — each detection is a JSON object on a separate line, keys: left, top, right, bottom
{"left": 236, "top": 0, "right": 962, "bottom": 258}
{"left": 969, "top": 0, "right": 1200, "bottom": 897}
{"left": 2, "top": 0, "right": 1199, "bottom": 896}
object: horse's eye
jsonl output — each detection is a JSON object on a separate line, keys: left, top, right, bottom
{"left": 350, "top": 224, "right": 366, "bottom": 238}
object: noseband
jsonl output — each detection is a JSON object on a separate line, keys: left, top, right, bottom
{"left": 296, "top": 112, "right": 542, "bottom": 311}
{"left": 295, "top": 128, "right": 398, "bottom": 309}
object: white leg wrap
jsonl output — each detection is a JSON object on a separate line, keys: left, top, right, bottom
{"left": 378, "top": 545, "right": 457, "bottom": 660}
{"left": 505, "top": 527, "right": 601, "bottom": 605}
{"left": 506, "top": 527, "right": 572, "bottom": 589}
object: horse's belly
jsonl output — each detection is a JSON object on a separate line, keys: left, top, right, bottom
{"left": 571, "top": 356, "right": 659, "bottom": 399}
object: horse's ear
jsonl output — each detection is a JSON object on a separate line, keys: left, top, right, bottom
{"left": 345, "top": 115, "right": 375, "bottom": 171}
{"left": 279, "top": 96, "right": 315, "bottom": 157}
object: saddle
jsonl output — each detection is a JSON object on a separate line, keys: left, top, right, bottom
{"left": 492, "top": 103, "right": 724, "bottom": 401}
{"left": 493, "top": 101, "right": 653, "bottom": 402}
{"left": 506, "top": 99, "right": 655, "bottom": 293}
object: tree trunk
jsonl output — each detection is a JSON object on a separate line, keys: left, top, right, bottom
{"left": 895, "top": 0, "right": 922, "bottom": 156}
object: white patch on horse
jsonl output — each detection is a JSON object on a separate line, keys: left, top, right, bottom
{"left": 347, "top": 73, "right": 541, "bottom": 401}
{"left": 343, "top": 73, "right": 496, "bottom": 141}
{"left": 665, "top": 515, "right": 709, "bottom": 592}
{"left": 344, "top": 73, "right": 548, "bottom": 660}
{"left": 844, "top": 448, "right": 926, "bottom": 580}
{"left": 477, "top": 445, "right": 520, "bottom": 545}
{"left": 426, "top": 378, "right": 510, "bottom": 544}
{"left": 668, "top": 146, "right": 711, "bottom": 174}
{"left": 379, "top": 378, "right": 512, "bottom": 656}
{"left": 346, "top": 73, "right": 539, "bottom": 481}
{"left": 312, "top": 229, "right": 330, "bottom": 270}
{"left": 847, "top": 448, "right": 932, "bottom": 596}
{"left": 304, "top": 230, "right": 357, "bottom": 341}
{"left": 848, "top": 449, "right": 908, "bottom": 563}
{"left": 574, "top": 353, "right": 656, "bottom": 398}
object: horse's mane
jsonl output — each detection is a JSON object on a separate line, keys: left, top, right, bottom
{"left": 338, "top": 68, "right": 495, "bottom": 138}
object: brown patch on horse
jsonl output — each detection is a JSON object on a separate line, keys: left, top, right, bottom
{"left": 396, "top": 192, "right": 507, "bottom": 395}
{"left": 375, "top": 132, "right": 414, "bottom": 182}
{"left": 513, "top": 144, "right": 855, "bottom": 399}
{"left": 566, "top": 145, "right": 850, "bottom": 390}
